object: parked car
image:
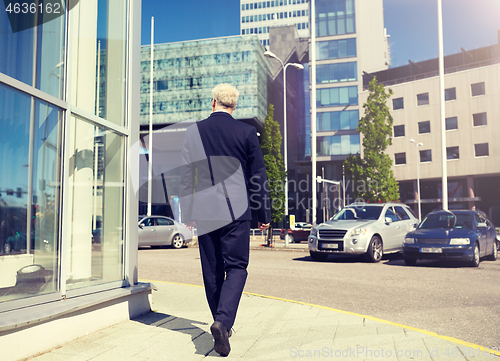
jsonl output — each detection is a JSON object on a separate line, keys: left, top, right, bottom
{"left": 308, "top": 202, "right": 419, "bottom": 262}
{"left": 280, "top": 222, "right": 312, "bottom": 243}
{"left": 138, "top": 216, "right": 193, "bottom": 249}
{"left": 403, "top": 209, "right": 497, "bottom": 267}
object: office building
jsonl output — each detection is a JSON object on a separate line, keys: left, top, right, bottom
{"left": 265, "top": 0, "right": 390, "bottom": 222}
{"left": 138, "top": 35, "right": 273, "bottom": 217}
{"left": 362, "top": 39, "right": 500, "bottom": 218}
{"left": 0, "top": 2, "right": 149, "bottom": 359}
{"left": 240, "top": 0, "right": 310, "bottom": 47}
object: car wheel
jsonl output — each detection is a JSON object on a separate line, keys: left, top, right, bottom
{"left": 310, "top": 251, "right": 328, "bottom": 262}
{"left": 285, "top": 234, "right": 294, "bottom": 244}
{"left": 487, "top": 240, "right": 497, "bottom": 261}
{"left": 404, "top": 257, "right": 417, "bottom": 266}
{"left": 171, "top": 234, "right": 184, "bottom": 249}
{"left": 470, "top": 242, "right": 480, "bottom": 267}
{"left": 365, "top": 236, "right": 383, "bottom": 263}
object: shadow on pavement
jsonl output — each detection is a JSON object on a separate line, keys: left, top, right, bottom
{"left": 132, "top": 311, "right": 213, "bottom": 356}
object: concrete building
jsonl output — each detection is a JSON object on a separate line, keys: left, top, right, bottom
{"left": 361, "top": 39, "right": 500, "bottom": 219}
{"left": 0, "top": 1, "right": 150, "bottom": 359}
{"left": 240, "top": 0, "right": 310, "bottom": 47}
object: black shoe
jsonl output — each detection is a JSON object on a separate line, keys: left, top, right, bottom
{"left": 210, "top": 321, "right": 231, "bottom": 357}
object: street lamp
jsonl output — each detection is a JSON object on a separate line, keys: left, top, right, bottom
{"left": 410, "top": 139, "right": 423, "bottom": 222}
{"left": 263, "top": 50, "right": 304, "bottom": 220}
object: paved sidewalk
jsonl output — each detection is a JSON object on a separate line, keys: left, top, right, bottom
{"left": 28, "top": 281, "right": 499, "bottom": 360}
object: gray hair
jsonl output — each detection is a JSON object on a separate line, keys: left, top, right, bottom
{"left": 212, "top": 83, "right": 239, "bottom": 109}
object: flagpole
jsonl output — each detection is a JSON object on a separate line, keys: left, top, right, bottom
{"left": 148, "top": 17, "right": 154, "bottom": 216}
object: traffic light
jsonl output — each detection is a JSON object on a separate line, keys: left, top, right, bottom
{"left": 16, "top": 188, "right": 22, "bottom": 198}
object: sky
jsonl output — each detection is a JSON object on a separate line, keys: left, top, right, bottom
{"left": 141, "top": 0, "right": 500, "bottom": 68}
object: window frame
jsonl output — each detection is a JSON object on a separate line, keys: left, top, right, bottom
{"left": 416, "top": 92, "right": 429, "bottom": 106}
{"left": 392, "top": 97, "right": 404, "bottom": 110}
{"left": 474, "top": 143, "right": 489, "bottom": 157}
{"left": 418, "top": 120, "right": 431, "bottom": 134}
{"left": 394, "top": 152, "right": 406, "bottom": 165}
{"left": 471, "top": 82, "right": 485, "bottom": 97}
{"left": 472, "top": 112, "right": 487, "bottom": 127}
{"left": 393, "top": 124, "right": 405, "bottom": 137}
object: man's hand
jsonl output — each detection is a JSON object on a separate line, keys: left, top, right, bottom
{"left": 258, "top": 222, "right": 270, "bottom": 231}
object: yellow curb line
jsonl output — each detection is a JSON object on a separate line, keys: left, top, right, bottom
{"left": 140, "top": 279, "right": 500, "bottom": 357}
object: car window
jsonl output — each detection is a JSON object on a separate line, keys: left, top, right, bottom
{"left": 420, "top": 213, "right": 456, "bottom": 229}
{"left": 157, "top": 218, "right": 174, "bottom": 226}
{"left": 395, "top": 206, "right": 410, "bottom": 220}
{"left": 384, "top": 207, "right": 399, "bottom": 222}
{"left": 474, "top": 213, "right": 482, "bottom": 226}
{"left": 454, "top": 214, "right": 473, "bottom": 229}
{"left": 141, "top": 218, "right": 155, "bottom": 227}
{"left": 333, "top": 206, "right": 382, "bottom": 220}
{"left": 404, "top": 207, "right": 417, "bottom": 219}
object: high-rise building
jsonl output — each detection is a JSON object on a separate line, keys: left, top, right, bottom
{"left": 265, "top": 0, "right": 390, "bottom": 222}
{"left": 240, "top": 0, "right": 310, "bottom": 47}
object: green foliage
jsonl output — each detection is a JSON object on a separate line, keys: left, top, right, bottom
{"left": 261, "top": 104, "right": 286, "bottom": 223}
{"left": 343, "top": 77, "right": 400, "bottom": 202}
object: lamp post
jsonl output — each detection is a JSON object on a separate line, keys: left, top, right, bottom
{"left": 263, "top": 50, "right": 304, "bottom": 221}
{"left": 410, "top": 139, "right": 423, "bottom": 222}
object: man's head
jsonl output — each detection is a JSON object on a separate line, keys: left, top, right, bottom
{"left": 212, "top": 83, "right": 239, "bottom": 113}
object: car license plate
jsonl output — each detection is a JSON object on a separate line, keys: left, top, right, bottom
{"left": 321, "top": 243, "right": 339, "bottom": 249}
{"left": 420, "top": 247, "right": 442, "bottom": 253}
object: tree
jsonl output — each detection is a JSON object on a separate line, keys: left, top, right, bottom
{"left": 343, "top": 77, "right": 399, "bottom": 203}
{"left": 260, "top": 104, "right": 286, "bottom": 246}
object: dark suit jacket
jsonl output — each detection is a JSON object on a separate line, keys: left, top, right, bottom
{"left": 179, "top": 111, "right": 271, "bottom": 225}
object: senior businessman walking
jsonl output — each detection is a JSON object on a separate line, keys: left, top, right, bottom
{"left": 180, "top": 83, "right": 271, "bottom": 356}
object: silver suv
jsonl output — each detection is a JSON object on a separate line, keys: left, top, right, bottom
{"left": 308, "top": 202, "right": 419, "bottom": 262}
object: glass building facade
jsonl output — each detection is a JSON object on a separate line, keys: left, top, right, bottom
{"left": 0, "top": 2, "right": 145, "bottom": 358}
{"left": 140, "top": 35, "right": 273, "bottom": 126}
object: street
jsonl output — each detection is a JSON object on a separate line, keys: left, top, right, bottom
{"left": 138, "top": 244, "right": 500, "bottom": 350}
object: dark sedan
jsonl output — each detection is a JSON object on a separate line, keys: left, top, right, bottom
{"left": 403, "top": 210, "right": 497, "bottom": 267}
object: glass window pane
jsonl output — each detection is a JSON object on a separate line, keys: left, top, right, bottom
{"left": 331, "top": 136, "right": 341, "bottom": 155}
{"left": 417, "top": 93, "right": 429, "bottom": 106}
{"left": 446, "top": 146, "right": 459, "bottom": 160}
{"left": 0, "top": 84, "right": 62, "bottom": 302}
{"left": 347, "top": 38, "right": 356, "bottom": 57}
{"left": 395, "top": 153, "right": 406, "bottom": 165}
{"left": 473, "top": 112, "right": 487, "bottom": 126}
{"left": 0, "top": 5, "right": 65, "bottom": 98}
{"left": 339, "top": 87, "right": 349, "bottom": 104}
{"left": 338, "top": 40, "right": 347, "bottom": 58}
{"left": 393, "top": 97, "right": 404, "bottom": 110}
{"left": 340, "top": 135, "right": 350, "bottom": 154}
{"left": 340, "top": 111, "right": 350, "bottom": 129}
{"left": 420, "top": 149, "right": 432, "bottom": 162}
{"left": 418, "top": 121, "right": 431, "bottom": 134}
{"left": 445, "top": 87, "right": 456, "bottom": 101}
{"left": 332, "top": 111, "right": 340, "bottom": 130}
{"left": 445, "top": 117, "right": 458, "bottom": 130}
{"left": 349, "top": 110, "right": 358, "bottom": 129}
{"left": 348, "top": 86, "right": 358, "bottom": 104}
{"left": 394, "top": 124, "right": 405, "bottom": 137}
{"left": 471, "top": 82, "right": 485, "bottom": 96}
{"left": 350, "top": 134, "right": 360, "bottom": 154}
{"left": 71, "top": 0, "right": 128, "bottom": 125}
{"left": 66, "top": 116, "right": 125, "bottom": 291}
{"left": 474, "top": 143, "right": 489, "bottom": 157}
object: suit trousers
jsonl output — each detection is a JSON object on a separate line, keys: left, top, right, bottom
{"left": 197, "top": 220, "right": 251, "bottom": 332}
